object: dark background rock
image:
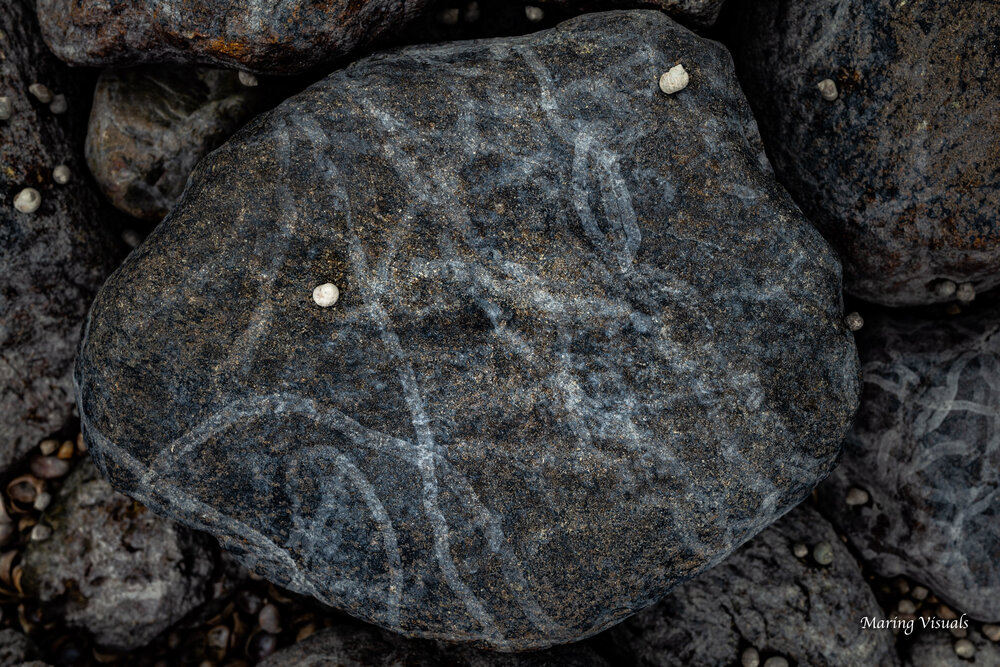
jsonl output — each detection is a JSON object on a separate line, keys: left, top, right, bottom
{"left": 0, "top": 0, "right": 122, "bottom": 474}
{"left": 544, "top": 0, "right": 724, "bottom": 27}
{"left": 21, "top": 459, "right": 216, "bottom": 651}
{"left": 723, "top": 0, "right": 1000, "bottom": 306}
{"left": 76, "top": 10, "right": 860, "bottom": 651}
{"left": 260, "top": 623, "right": 610, "bottom": 666}
{"left": 36, "top": 0, "right": 434, "bottom": 74}
{"left": 86, "top": 66, "right": 266, "bottom": 222}
{"left": 818, "top": 298, "right": 1000, "bottom": 621}
{"left": 606, "top": 503, "right": 899, "bottom": 666}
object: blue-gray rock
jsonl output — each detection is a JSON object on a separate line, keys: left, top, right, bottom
{"left": 725, "top": 0, "right": 1000, "bottom": 306}
{"left": 0, "top": 0, "right": 121, "bottom": 473}
{"left": 76, "top": 10, "right": 861, "bottom": 650}
{"left": 86, "top": 66, "right": 265, "bottom": 222}
{"left": 607, "top": 503, "right": 899, "bottom": 667}
{"left": 21, "top": 458, "right": 216, "bottom": 651}
{"left": 818, "top": 299, "right": 1000, "bottom": 621}
{"left": 259, "top": 623, "right": 610, "bottom": 666}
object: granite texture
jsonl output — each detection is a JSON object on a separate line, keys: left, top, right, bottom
{"left": 903, "top": 627, "right": 1000, "bottom": 667}
{"left": 607, "top": 503, "right": 899, "bottom": 666}
{"left": 259, "top": 624, "right": 610, "bottom": 666}
{"left": 86, "top": 66, "right": 264, "bottom": 222}
{"left": 0, "top": 630, "right": 39, "bottom": 667}
{"left": 726, "top": 0, "right": 1000, "bottom": 306}
{"left": 0, "top": 0, "right": 121, "bottom": 473}
{"left": 818, "top": 300, "right": 1000, "bottom": 621}
{"left": 36, "top": 0, "right": 431, "bottom": 74}
{"left": 76, "top": 10, "right": 861, "bottom": 650}
{"left": 22, "top": 459, "right": 216, "bottom": 650}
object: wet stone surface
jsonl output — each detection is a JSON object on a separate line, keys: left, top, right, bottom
{"left": 76, "top": 10, "right": 860, "bottom": 651}
{"left": 726, "top": 0, "right": 1000, "bottom": 306}
{"left": 818, "top": 297, "right": 1000, "bottom": 622}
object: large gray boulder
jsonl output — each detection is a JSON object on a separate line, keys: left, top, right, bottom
{"left": 726, "top": 0, "right": 1000, "bottom": 306}
{"left": 22, "top": 459, "right": 216, "bottom": 650}
{"left": 76, "top": 10, "right": 861, "bottom": 650}
{"left": 818, "top": 299, "right": 1000, "bottom": 622}
{"left": 0, "top": 0, "right": 121, "bottom": 473}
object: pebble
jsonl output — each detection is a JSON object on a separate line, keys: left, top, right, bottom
{"left": 238, "top": 71, "right": 258, "bottom": 87}
{"left": 898, "top": 599, "right": 917, "bottom": 614}
{"left": 437, "top": 7, "right": 459, "bottom": 25}
{"left": 950, "top": 626, "right": 967, "bottom": 638}
{"left": 934, "top": 279, "right": 957, "bottom": 298}
{"left": 844, "top": 312, "right": 864, "bottom": 332}
{"left": 954, "top": 638, "right": 975, "bottom": 658}
{"left": 741, "top": 647, "right": 761, "bottom": 667}
{"left": 56, "top": 441, "right": 74, "bottom": 460}
{"left": 49, "top": 94, "right": 67, "bottom": 114}
{"left": 659, "top": 64, "right": 690, "bottom": 95}
{"left": 52, "top": 165, "right": 71, "bottom": 185}
{"left": 813, "top": 541, "right": 834, "bottom": 565}
{"left": 32, "top": 492, "right": 51, "bottom": 512}
{"left": 39, "top": 439, "right": 59, "bottom": 456}
{"left": 525, "top": 5, "right": 544, "bottom": 22}
{"left": 0, "top": 96, "right": 11, "bottom": 120}
{"left": 463, "top": 1, "right": 480, "bottom": 22}
{"left": 248, "top": 632, "right": 278, "bottom": 661}
{"left": 763, "top": 657, "right": 789, "bottom": 667}
{"left": 817, "top": 78, "right": 838, "bottom": 101}
{"left": 258, "top": 603, "right": 281, "bottom": 634}
{"left": 312, "top": 283, "right": 340, "bottom": 307}
{"left": 982, "top": 624, "right": 1000, "bottom": 642}
{"left": 939, "top": 604, "right": 958, "bottom": 620}
{"left": 29, "top": 456, "right": 71, "bottom": 479}
{"left": 792, "top": 542, "right": 808, "bottom": 558}
{"left": 28, "top": 83, "right": 53, "bottom": 104}
{"left": 29, "top": 524, "right": 52, "bottom": 541}
{"left": 13, "top": 188, "right": 41, "bottom": 214}
{"left": 845, "top": 487, "right": 869, "bottom": 506}
{"left": 122, "top": 229, "right": 142, "bottom": 248}
{"left": 0, "top": 523, "right": 14, "bottom": 546}
{"left": 911, "top": 585, "right": 929, "bottom": 601}
{"left": 956, "top": 282, "right": 976, "bottom": 303}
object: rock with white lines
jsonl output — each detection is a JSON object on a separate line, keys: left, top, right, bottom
{"left": 76, "top": 10, "right": 861, "bottom": 650}
{"left": 818, "top": 299, "right": 1000, "bottom": 622}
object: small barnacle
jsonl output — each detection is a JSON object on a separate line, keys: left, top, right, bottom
{"left": 28, "top": 83, "right": 52, "bottom": 104}
{"left": 13, "top": 188, "right": 41, "bottom": 214}
{"left": 0, "top": 96, "right": 11, "bottom": 121}
{"left": 524, "top": 5, "right": 544, "bottom": 22}
{"left": 52, "top": 164, "right": 70, "bottom": 185}
{"left": 49, "top": 94, "right": 67, "bottom": 114}
{"left": 659, "top": 64, "right": 689, "bottom": 95}
{"left": 312, "top": 282, "right": 340, "bottom": 307}
{"left": 817, "top": 78, "right": 838, "bottom": 101}
{"left": 238, "top": 71, "right": 259, "bottom": 87}
{"left": 956, "top": 282, "right": 976, "bottom": 304}
{"left": 844, "top": 311, "right": 864, "bottom": 331}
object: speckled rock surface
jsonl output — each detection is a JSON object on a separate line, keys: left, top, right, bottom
{"left": 726, "top": 0, "right": 1000, "bottom": 306}
{"left": 548, "top": 0, "right": 724, "bottom": 27}
{"left": 259, "top": 624, "right": 610, "bottom": 666}
{"left": 903, "top": 626, "right": 1000, "bottom": 667}
{"left": 607, "top": 503, "right": 899, "bottom": 666}
{"left": 76, "top": 10, "right": 861, "bottom": 650}
{"left": 21, "top": 459, "right": 216, "bottom": 651}
{"left": 0, "top": 0, "right": 121, "bottom": 474}
{"left": 86, "top": 66, "right": 264, "bottom": 222}
{"left": 818, "top": 300, "right": 1000, "bottom": 621}
{"left": 0, "top": 629, "right": 39, "bottom": 666}
{"left": 36, "top": 0, "right": 432, "bottom": 73}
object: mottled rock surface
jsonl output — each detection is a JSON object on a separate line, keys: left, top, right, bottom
{"left": 0, "top": 0, "right": 121, "bottom": 473}
{"left": 726, "top": 0, "right": 1000, "bottom": 306}
{"left": 36, "top": 0, "right": 432, "bottom": 73}
{"left": 260, "top": 624, "right": 610, "bottom": 666}
{"left": 607, "top": 503, "right": 899, "bottom": 666}
{"left": 77, "top": 10, "right": 860, "bottom": 650}
{"left": 87, "top": 66, "right": 264, "bottom": 222}
{"left": 0, "top": 629, "right": 39, "bottom": 666}
{"left": 548, "top": 0, "right": 724, "bottom": 27}
{"left": 903, "top": 626, "right": 1000, "bottom": 667}
{"left": 22, "top": 459, "right": 216, "bottom": 650}
{"left": 818, "top": 300, "right": 1000, "bottom": 621}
